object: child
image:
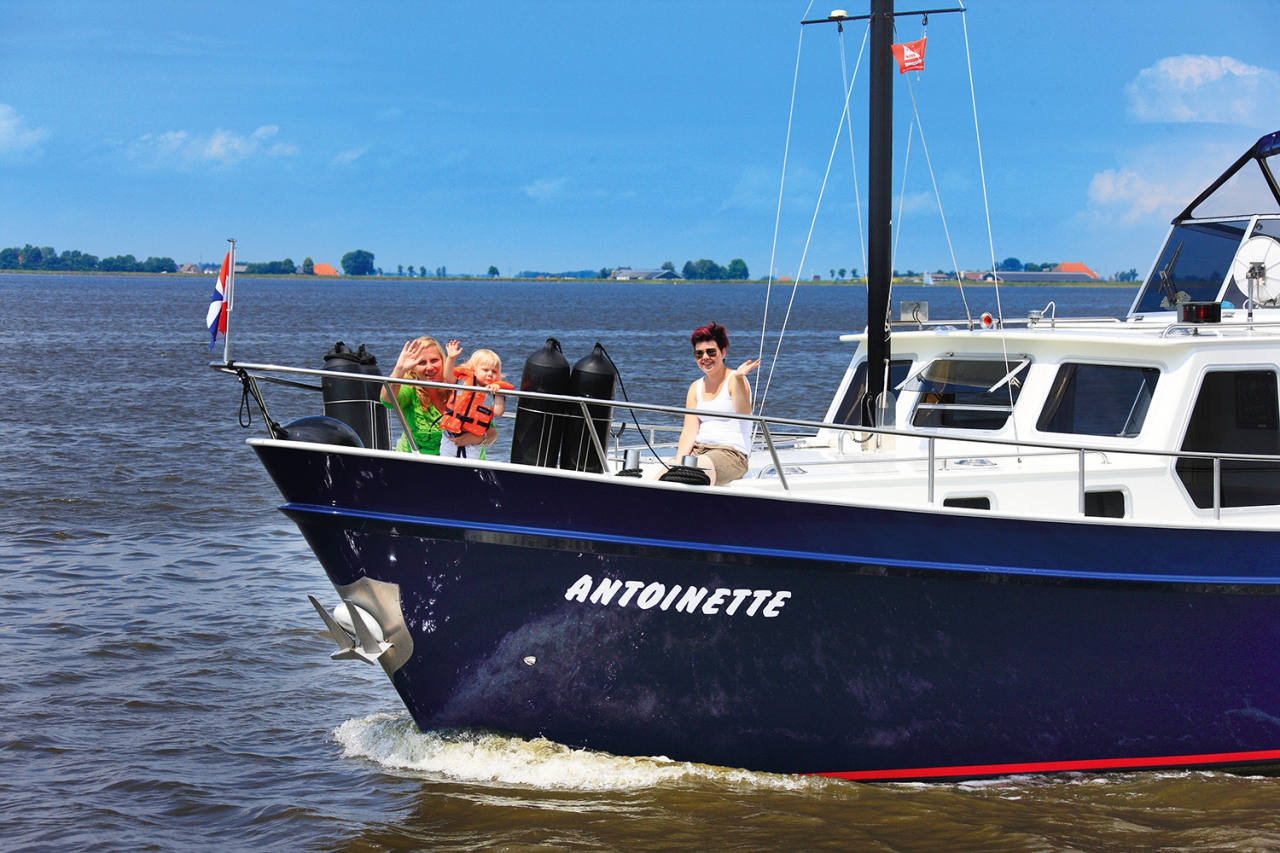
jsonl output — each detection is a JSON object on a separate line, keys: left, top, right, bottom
{"left": 439, "top": 345, "right": 515, "bottom": 459}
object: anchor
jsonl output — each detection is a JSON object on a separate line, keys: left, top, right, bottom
{"left": 308, "top": 594, "right": 394, "bottom": 665}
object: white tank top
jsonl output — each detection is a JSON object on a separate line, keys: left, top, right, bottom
{"left": 694, "top": 377, "right": 751, "bottom": 454}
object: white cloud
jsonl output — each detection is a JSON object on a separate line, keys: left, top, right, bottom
{"left": 0, "top": 104, "right": 49, "bottom": 157}
{"left": 125, "top": 124, "right": 297, "bottom": 167}
{"left": 1088, "top": 167, "right": 1183, "bottom": 225}
{"left": 718, "top": 167, "right": 778, "bottom": 212}
{"left": 523, "top": 177, "right": 566, "bottom": 199}
{"left": 436, "top": 149, "right": 469, "bottom": 167}
{"left": 333, "top": 145, "right": 371, "bottom": 166}
{"left": 1086, "top": 141, "right": 1246, "bottom": 225}
{"left": 896, "top": 191, "right": 939, "bottom": 215}
{"left": 1127, "top": 55, "right": 1280, "bottom": 128}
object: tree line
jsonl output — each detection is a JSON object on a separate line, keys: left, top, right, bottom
{"left": 0, "top": 244, "right": 177, "bottom": 273}
{"left": 997, "top": 257, "right": 1061, "bottom": 272}
{"left": 681, "top": 258, "right": 749, "bottom": 280}
{"left": 0, "top": 242, "right": 764, "bottom": 283}
{"left": 337, "top": 250, "right": 456, "bottom": 278}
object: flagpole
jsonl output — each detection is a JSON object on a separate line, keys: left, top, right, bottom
{"left": 223, "top": 238, "right": 236, "bottom": 364}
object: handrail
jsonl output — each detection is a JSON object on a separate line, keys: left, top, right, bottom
{"left": 213, "top": 359, "right": 1280, "bottom": 511}
{"left": 757, "top": 420, "right": 789, "bottom": 491}
{"left": 578, "top": 398, "right": 610, "bottom": 473}
{"left": 887, "top": 315, "right": 1123, "bottom": 331}
{"left": 1156, "top": 318, "right": 1280, "bottom": 337}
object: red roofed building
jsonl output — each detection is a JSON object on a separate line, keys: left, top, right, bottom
{"left": 978, "top": 262, "right": 1102, "bottom": 283}
{"left": 313, "top": 263, "right": 339, "bottom": 276}
{"left": 1054, "top": 262, "right": 1099, "bottom": 280}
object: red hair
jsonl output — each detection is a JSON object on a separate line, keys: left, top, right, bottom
{"left": 690, "top": 321, "right": 729, "bottom": 351}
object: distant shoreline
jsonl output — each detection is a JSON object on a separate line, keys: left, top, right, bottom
{"left": 0, "top": 269, "right": 1136, "bottom": 287}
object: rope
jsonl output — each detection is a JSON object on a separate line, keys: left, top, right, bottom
{"left": 597, "top": 344, "right": 671, "bottom": 471}
{"left": 238, "top": 372, "right": 256, "bottom": 428}
{"left": 658, "top": 465, "right": 711, "bottom": 486}
{"left": 236, "top": 368, "right": 282, "bottom": 438}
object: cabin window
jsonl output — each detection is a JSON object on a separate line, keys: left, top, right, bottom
{"left": 1176, "top": 370, "right": 1280, "bottom": 508}
{"left": 909, "top": 358, "right": 1028, "bottom": 430}
{"left": 832, "top": 359, "right": 912, "bottom": 425}
{"left": 1085, "top": 490, "right": 1126, "bottom": 518}
{"left": 1037, "top": 364, "right": 1160, "bottom": 437}
{"left": 1132, "top": 220, "right": 1247, "bottom": 313}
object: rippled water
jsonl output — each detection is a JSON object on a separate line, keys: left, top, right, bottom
{"left": 7, "top": 273, "right": 1280, "bottom": 851}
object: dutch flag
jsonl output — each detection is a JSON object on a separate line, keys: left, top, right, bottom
{"left": 207, "top": 250, "right": 230, "bottom": 350}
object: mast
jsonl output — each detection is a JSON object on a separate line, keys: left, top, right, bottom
{"left": 801, "top": 2, "right": 962, "bottom": 425}
{"left": 864, "top": 0, "right": 893, "bottom": 426}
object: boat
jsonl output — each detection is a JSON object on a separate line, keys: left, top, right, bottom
{"left": 219, "top": 3, "right": 1280, "bottom": 781}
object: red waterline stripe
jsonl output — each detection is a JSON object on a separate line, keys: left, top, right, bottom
{"left": 816, "top": 748, "right": 1280, "bottom": 782}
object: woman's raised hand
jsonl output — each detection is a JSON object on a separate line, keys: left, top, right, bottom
{"left": 736, "top": 358, "right": 761, "bottom": 376}
{"left": 446, "top": 339, "right": 463, "bottom": 359}
{"left": 394, "top": 339, "right": 421, "bottom": 374}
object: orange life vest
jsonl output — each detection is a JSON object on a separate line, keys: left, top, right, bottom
{"left": 441, "top": 366, "right": 514, "bottom": 437}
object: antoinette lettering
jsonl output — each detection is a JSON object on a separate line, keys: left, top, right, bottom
{"left": 565, "top": 574, "right": 791, "bottom": 617}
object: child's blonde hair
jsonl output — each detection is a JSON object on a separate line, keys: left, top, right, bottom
{"left": 464, "top": 348, "right": 503, "bottom": 380}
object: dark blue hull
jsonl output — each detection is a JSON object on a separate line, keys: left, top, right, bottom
{"left": 255, "top": 441, "right": 1280, "bottom": 780}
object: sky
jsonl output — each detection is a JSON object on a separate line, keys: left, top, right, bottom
{"left": 2, "top": 0, "right": 1278, "bottom": 280}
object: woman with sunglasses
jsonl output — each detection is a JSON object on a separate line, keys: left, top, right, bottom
{"left": 671, "top": 321, "right": 760, "bottom": 486}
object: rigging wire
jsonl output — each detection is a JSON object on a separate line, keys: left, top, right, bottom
{"left": 757, "top": 0, "right": 816, "bottom": 411}
{"left": 960, "top": 7, "right": 1021, "bottom": 446}
{"left": 840, "top": 25, "right": 870, "bottom": 281}
{"left": 891, "top": 96, "right": 915, "bottom": 297}
{"left": 758, "top": 18, "right": 867, "bottom": 417}
{"left": 759, "top": 7, "right": 997, "bottom": 431}
{"left": 902, "top": 63, "right": 973, "bottom": 325}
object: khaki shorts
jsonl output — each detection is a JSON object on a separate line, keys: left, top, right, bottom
{"left": 692, "top": 443, "right": 749, "bottom": 485}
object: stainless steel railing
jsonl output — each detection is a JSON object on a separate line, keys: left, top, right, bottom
{"left": 214, "top": 359, "right": 1280, "bottom": 518}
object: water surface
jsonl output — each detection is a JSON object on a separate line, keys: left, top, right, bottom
{"left": 7, "top": 273, "right": 1278, "bottom": 852}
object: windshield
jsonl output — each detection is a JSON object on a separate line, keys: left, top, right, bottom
{"left": 1131, "top": 220, "right": 1248, "bottom": 314}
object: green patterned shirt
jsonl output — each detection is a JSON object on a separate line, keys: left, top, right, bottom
{"left": 383, "top": 384, "right": 443, "bottom": 454}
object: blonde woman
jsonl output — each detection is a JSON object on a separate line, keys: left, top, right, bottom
{"left": 381, "top": 336, "right": 452, "bottom": 454}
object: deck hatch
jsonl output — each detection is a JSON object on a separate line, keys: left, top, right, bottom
{"left": 910, "top": 358, "right": 1029, "bottom": 430}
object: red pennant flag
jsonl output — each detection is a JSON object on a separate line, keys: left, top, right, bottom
{"left": 891, "top": 37, "right": 927, "bottom": 74}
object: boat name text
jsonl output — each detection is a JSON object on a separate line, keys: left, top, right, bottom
{"left": 565, "top": 574, "right": 791, "bottom": 617}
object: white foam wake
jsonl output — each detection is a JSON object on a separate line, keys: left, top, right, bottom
{"left": 333, "top": 712, "right": 825, "bottom": 792}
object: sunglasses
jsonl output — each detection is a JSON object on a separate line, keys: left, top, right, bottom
{"left": 693, "top": 347, "right": 719, "bottom": 358}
